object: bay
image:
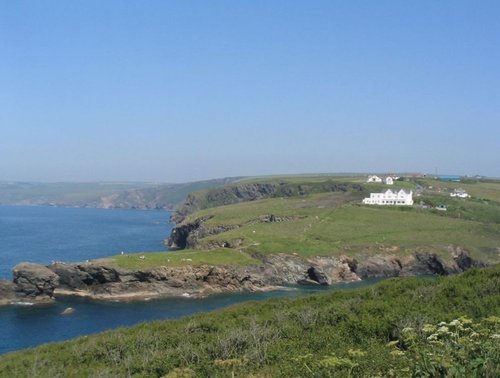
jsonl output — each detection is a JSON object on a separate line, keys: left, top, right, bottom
{"left": 0, "top": 206, "right": 381, "bottom": 355}
{"left": 0, "top": 205, "right": 171, "bottom": 280}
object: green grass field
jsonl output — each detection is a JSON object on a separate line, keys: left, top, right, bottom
{"left": 106, "top": 248, "right": 259, "bottom": 270}
{"left": 105, "top": 178, "right": 500, "bottom": 270}
{"left": 183, "top": 188, "right": 500, "bottom": 262}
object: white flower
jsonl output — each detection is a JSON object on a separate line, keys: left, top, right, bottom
{"left": 427, "top": 334, "right": 438, "bottom": 341}
{"left": 437, "top": 326, "right": 449, "bottom": 334}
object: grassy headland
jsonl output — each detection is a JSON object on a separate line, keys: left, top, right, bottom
{"left": 107, "top": 176, "right": 500, "bottom": 270}
{"left": 1, "top": 266, "right": 498, "bottom": 377}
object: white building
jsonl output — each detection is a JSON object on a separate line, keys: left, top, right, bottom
{"left": 385, "top": 176, "right": 394, "bottom": 185}
{"left": 450, "top": 189, "right": 470, "bottom": 198}
{"left": 362, "top": 189, "right": 413, "bottom": 206}
{"left": 367, "top": 175, "right": 382, "bottom": 183}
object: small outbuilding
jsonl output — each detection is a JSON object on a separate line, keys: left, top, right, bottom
{"left": 367, "top": 175, "right": 382, "bottom": 183}
{"left": 450, "top": 189, "right": 470, "bottom": 198}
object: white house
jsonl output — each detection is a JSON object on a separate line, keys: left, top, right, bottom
{"left": 367, "top": 175, "right": 382, "bottom": 183}
{"left": 362, "top": 189, "right": 413, "bottom": 206}
{"left": 450, "top": 189, "right": 470, "bottom": 198}
{"left": 385, "top": 176, "right": 394, "bottom": 185}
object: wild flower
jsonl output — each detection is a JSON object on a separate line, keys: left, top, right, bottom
{"left": 449, "top": 319, "right": 461, "bottom": 327}
{"left": 390, "top": 350, "right": 405, "bottom": 357}
{"left": 320, "top": 354, "right": 357, "bottom": 369}
{"left": 458, "top": 316, "right": 473, "bottom": 325}
{"left": 401, "top": 327, "right": 414, "bottom": 333}
{"left": 427, "top": 334, "right": 438, "bottom": 341}
{"left": 437, "top": 326, "right": 449, "bottom": 334}
{"left": 348, "top": 348, "right": 366, "bottom": 358}
{"left": 484, "top": 315, "right": 500, "bottom": 324}
{"left": 422, "top": 324, "right": 436, "bottom": 334}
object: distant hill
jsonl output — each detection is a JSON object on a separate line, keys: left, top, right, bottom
{"left": 0, "top": 178, "right": 241, "bottom": 210}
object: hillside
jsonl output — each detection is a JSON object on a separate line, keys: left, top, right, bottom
{"left": 1, "top": 266, "right": 498, "bottom": 377}
{"left": 160, "top": 176, "right": 500, "bottom": 267}
{"left": 0, "top": 178, "right": 240, "bottom": 210}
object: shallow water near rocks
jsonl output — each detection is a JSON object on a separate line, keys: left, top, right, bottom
{"left": 0, "top": 206, "right": 382, "bottom": 355}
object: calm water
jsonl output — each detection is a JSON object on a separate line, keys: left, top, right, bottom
{"left": 0, "top": 206, "right": 380, "bottom": 355}
{"left": 0, "top": 205, "right": 171, "bottom": 280}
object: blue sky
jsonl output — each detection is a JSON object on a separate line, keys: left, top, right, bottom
{"left": 1, "top": 1, "right": 499, "bottom": 182}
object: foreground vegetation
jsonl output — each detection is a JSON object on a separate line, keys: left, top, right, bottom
{"left": 1, "top": 266, "right": 498, "bottom": 377}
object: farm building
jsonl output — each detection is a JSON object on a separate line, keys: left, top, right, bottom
{"left": 450, "top": 189, "right": 470, "bottom": 198}
{"left": 362, "top": 189, "right": 413, "bottom": 206}
{"left": 367, "top": 175, "right": 382, "bottom": 183}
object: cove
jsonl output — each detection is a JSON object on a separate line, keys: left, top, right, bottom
{"left": 0, "top": 278, "right": 381, "bottom": 355}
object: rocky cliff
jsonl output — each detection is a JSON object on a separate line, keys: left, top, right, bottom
{"left": 171, "top": 181, "right": 364, "bottom": 223}
{"left": 0, "top": 247, "right": 485, "bottom": 305}
{"left": 0, "top": 263, "right": 60, "bottom": 305}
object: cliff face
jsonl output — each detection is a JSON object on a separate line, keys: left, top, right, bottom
{"left": 171, "top": 182, "right": 364, "bottom": 223}
{"left": 0, "top": 247, "right": 485, "bottom": 305}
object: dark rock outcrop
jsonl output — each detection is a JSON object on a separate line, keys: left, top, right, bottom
{"left": 0, "top": 247, "right": 487, "bottom": 306}
{"left": 12, "top": 263, "right": 59, "bottom": 302}
{"left": 45, "top": 262, "right": 270, "bottom": 300}
{"left": 353, "top": 255, "right": 403, "bottom": 278}
{"left": 166, "top": 216, "right": 213, "bottom": 249}
{"left": 0, "top": 280, "right": 19, "bottom": 305}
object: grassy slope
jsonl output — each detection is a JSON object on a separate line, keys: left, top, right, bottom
{"left": 190, "top": 179, "right": 499, "bottom": 257}
{"left": 109, "top": 178, "right": 500, "bottom": 270}
{"left": 104, "top": 249, "right": 259, "bottom": 270}
{"left": 1, "top": 266, "right": 498, "bottom": 377}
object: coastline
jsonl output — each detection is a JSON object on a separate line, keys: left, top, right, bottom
{"left": 0, "top": 246, "right": 486, "bottom": 307}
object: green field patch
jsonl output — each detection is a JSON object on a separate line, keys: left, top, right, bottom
{"left": 194, "top": 200, "right": 500, "bottom": 262}
{"left": 107, "top": 249, "right": 259, "bottom": 270}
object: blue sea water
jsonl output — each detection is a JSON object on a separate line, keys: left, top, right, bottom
{"left": 0, "top": 205, "right": 171, "bottom": 280}
{"left": 0, "top": 206, "right": 380, "bottom": 355}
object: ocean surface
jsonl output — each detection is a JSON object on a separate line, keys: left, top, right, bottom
{"left": 0, "top": 206, "right": 380, "bottom": 355}
{"left": 0, "top": 205, "right": 171, "bottom": 280}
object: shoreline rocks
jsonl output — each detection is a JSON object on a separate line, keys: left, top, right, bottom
{"left": 0, "top": 247, "right": 488, "bottom": 306}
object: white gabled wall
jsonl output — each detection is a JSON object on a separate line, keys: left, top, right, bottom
{"left": 362, "top": 189, "right": 413, "bottom": 206}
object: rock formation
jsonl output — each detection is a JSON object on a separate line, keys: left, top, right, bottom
{"left": 0, "top": 247, "right": 487, "bottom": 306}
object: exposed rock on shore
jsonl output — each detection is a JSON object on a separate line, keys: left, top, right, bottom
{"left": 0, "top": 247, "right": 487, "bottom": 305}
{"left": 0, "top": 280, "right": 19, "bottom": 305}
{"left": 0, "top": 263, "right": 60, "bottom": 305}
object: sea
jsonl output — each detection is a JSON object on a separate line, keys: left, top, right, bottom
{"left": 0, "top": 206, "right": 379, "bottom": 355}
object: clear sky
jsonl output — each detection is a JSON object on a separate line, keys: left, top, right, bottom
{"left": 1, "top": 1, "right": 499, "bottom": 182}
